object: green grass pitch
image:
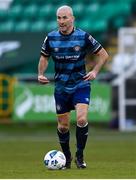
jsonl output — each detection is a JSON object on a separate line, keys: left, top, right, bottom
{"left": 0, "top": 123, "right": 136, "bottom": 179}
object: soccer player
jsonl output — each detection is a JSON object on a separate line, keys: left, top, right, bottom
{"left": 38, "top": 5, "right": 109, "bottom": 169}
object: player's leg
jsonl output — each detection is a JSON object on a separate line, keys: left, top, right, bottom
{"left": 75, "top": 103, "right": 89, "bottom": 168}
{"left": 57, "top": 113, "right": 72, "bottom": 168}
{"left": 54, "top": 92, "right": 72, "bottom": 168}
{"left": 73, "top": 86, "right": 90, "bottom": 168}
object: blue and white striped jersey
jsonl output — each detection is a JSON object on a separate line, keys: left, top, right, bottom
{"left": 41, "top": 28, "right": 102, "bottom": 94}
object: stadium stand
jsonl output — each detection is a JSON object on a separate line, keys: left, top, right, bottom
{"left": 0, "top": 0, "right": 135, "bottom": 75}
{"left": 0, "top": 0, "right": 134, "bottom": 34}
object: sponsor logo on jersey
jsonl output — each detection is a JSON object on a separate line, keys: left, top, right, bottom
{"left": 55, "top": 55, "right": 79, "bottom": 60}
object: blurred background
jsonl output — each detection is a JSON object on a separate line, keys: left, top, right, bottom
{"left": 0, "top": 0, "right": 136, "bottom": 131}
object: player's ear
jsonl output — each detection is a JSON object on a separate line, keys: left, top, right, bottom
{"left": 72, "top": 16, "right": 75, "bottom": 24}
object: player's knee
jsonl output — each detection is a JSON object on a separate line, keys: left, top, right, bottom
{"left": 77, "top": 116, "right": 87, "bottom": 127}
{"left": 58, "top": 124, "right": 69, "bottom": 133}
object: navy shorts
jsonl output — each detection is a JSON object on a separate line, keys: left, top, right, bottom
{"left": 54, "top": 86, "right": 91, "bottom": 115}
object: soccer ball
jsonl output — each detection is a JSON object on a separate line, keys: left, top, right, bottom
{"left": 44, "top": 150, "right": 66, "bottom": 170}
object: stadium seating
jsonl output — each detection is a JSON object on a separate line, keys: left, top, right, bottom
{"left": 0, "top": 0, "right": 134, "bottom": 34}
{"left": 8, "top": 4, "right": 23, "bottom": 20}
{"left": 0, "top": 0, "right": 135, "bottom": 75}
{"left": 30, "top": 20, "right": 47, "bottom": 32}
{"left": 0, "top": 9, "right": 8, "bottom": 21}
{"left": 38, "top": 4, "right": 55, "bottom": 20}
{"left": 23, "top": 4, "right": 38, "bottom": 20}
{"left": 14, "top": 20, "right": 30, "bottom": 32}
{"left": 0, "top": 20, "right": 14, "bottom": 32}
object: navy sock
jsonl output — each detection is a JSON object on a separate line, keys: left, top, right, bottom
{"left": 57, "top": 129, "right": 71, "bottom": 159}
{"left": 76, "top": 123, "right": 88, "bottom": 157}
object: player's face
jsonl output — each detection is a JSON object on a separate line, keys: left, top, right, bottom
{"left": 57, "top": 9, "right": 74, "bottom": 34}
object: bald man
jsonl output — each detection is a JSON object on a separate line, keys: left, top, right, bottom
{"left": 38, "top": 5, "right": 109, "bottom": 169}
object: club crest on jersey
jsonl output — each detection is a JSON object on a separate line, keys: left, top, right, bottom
{"left": 74, "top": 45, "right": 81, "bottom": 51}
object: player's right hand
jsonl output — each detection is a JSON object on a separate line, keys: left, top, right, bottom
{"left": 38, "top": 75, "right": 50, "bottom": 84}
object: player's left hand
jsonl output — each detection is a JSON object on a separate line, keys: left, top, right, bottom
{"left": 83, "top": 70, "right": 97, "bottom": 81}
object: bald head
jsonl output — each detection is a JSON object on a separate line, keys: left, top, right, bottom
{"left": 56, "top": 5, "right": 75, "bottom": 35}
{"left": 57, "top": 5, "right": 73, "bottom": 16}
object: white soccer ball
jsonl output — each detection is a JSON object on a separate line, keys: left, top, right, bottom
{"left": 44, "top": 150, "right": 66, "bottom": 170}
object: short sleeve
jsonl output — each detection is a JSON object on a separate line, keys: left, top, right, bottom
{"left": 85, "top": 33, "right": 102, "bottom": 54}
{"left": 41, "top": 36, "right": 51, "bottom": 57}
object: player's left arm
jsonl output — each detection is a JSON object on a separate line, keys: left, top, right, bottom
{"left": 84, "top": 47, "right": 109, "bottom": 81}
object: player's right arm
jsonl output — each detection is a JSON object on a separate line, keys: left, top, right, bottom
{"left": 38, "top": 55, "right": 50, "bottom": 84}
{"left": 38, "top": 36, "right": 51, "bottom": 84}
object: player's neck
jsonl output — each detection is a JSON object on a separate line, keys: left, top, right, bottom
{"left": 60, "top": 26, "right": 75, "bottom": 35}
